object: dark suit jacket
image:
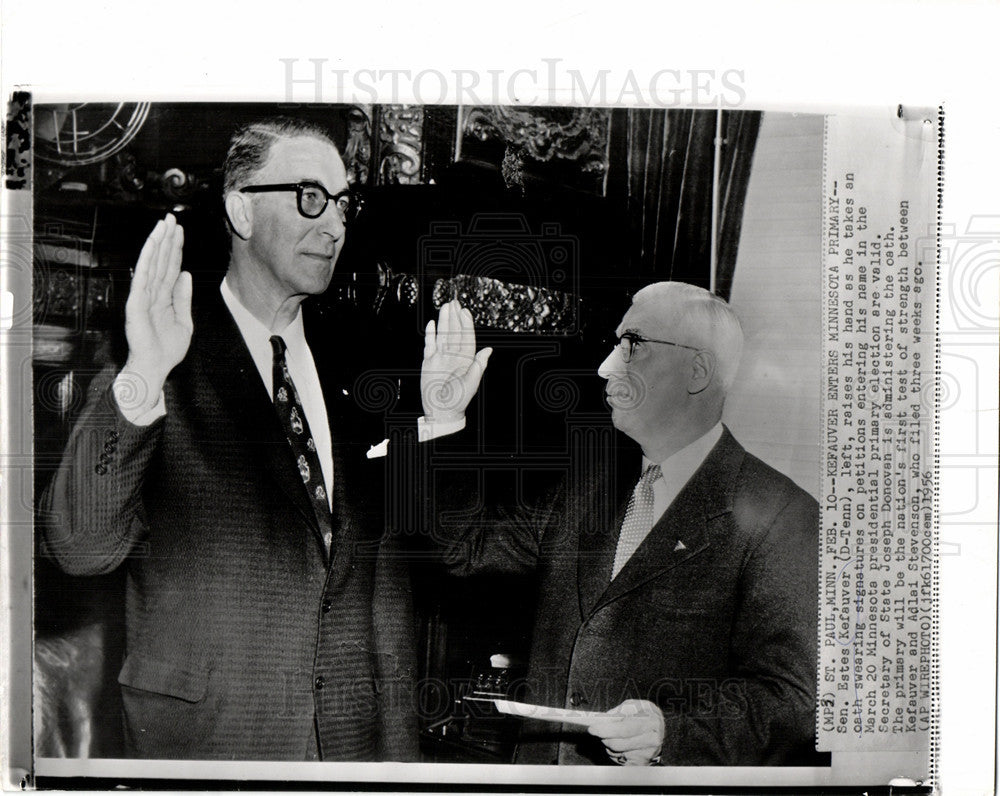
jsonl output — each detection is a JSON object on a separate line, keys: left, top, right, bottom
{"left": 40, "top": 288, "right": 418, "bottom": 761}
{"left": 435, "top": 427, "right": 818, "bottom": 765}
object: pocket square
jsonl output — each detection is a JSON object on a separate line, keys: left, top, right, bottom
{"left": 366, "top": 438, "right": 389, "bottom": 459}
{"left": 673, "top": 540, "right": 687, "bottom": 552}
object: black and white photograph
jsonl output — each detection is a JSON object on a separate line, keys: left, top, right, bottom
{"left": 1, "top": 3, "right": 997, "bottom": 793}
{"left": 18, "top": 99, "right": 914, "bottom": 785}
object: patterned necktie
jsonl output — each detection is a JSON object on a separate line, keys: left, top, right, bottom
{"left": 270, "top": 335, "right": 333, "bottom": 554}
{"left": 611, "top": 464, "right": 663, "bottom": 579}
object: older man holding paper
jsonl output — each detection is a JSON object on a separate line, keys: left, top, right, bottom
{"left": 421, "top": 283, "right": 818, "bottom": 766}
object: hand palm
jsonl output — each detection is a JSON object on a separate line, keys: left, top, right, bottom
{"left": 124, "top": 215, "right": 193, "bottom": 385}
{"left": 420, "top": 301, "right": 491, "bottom": 421}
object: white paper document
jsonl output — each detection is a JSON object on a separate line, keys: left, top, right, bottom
{"left": 491, "top": 699, "right": 609, "bottom": 726}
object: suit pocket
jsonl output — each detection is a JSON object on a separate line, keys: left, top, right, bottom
{"left": 118, "top": 653, "right": 214, "bottom": 756}
{"left": 118, "top": 653, "right": 209, "bottom": 702}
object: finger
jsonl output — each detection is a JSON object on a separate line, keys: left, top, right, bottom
{"left": 150, "top": 214, "right": 177, "bottom": 302}
{"left": 440, "top": 300, "right": 461, "bottom": 354}
{"left": 127, "top": 220, "right": 166, "bottom": 314}
{"left": 608, "top": 747, "right": 659, "bottom": 766}
{"left": 450, "top": 300, "right": 468, "bottom": 353}
{"left": 435, "top": 301, "right": 451, "bottom": 352}
{"left": 456, "top": 306, "right": 475, "bottom": 359}
{"left": 172, "top": 271, "right": 194, "bottom": 330}
{"left": 423, "top": 320, "right": 437, "bottom": 360}
{"left": 460, "top": 348, "right": 492, "bottom": 394}
{"left": 133, "top": 219, "right": 164, "bottom": 287}
{"left": 588, "top": 717, "right": 654, "bottom": 740}
{"left": 597, "top": 730, "right": 661, "bottom": 753}
{"left": 600, "top": 735, "right": 632, "bottom": 753}
{"left": 608, "top": 700, "right": 644, "bottom": 717}
{"left": 155, "top": 220, "right": 184, "bottom": 310}
{"left": 586, "top": 716, "right": 627, "bottom": 737}
{"left": 165, "top": 218, "right": 184, "bottom": 284}
{"left": 610, "top": 716, "right": 657, "bottom": 736}
{"left": 623, "top": 747, "right": 660, "bottom": 766}
{"left": 158, "top": 214, "right": 179, "bottom": 283}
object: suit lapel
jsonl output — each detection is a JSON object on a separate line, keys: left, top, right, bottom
{"left": 576, "top": 445, "right": 635, "bottom": 620}
{"left": 323, "top": 394, "right": 363, "bottom": 581}
{"left": 304, "top": 301, "right": 375, "bottom": 575}
{"left": 583, "top": 428, "right": 747, "bottom": 615}
{"left": 195, "top": 290, "right": 322, "bottom": 544}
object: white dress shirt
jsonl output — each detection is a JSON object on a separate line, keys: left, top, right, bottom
{"left": 219, "top": 279, "right": 335, "bottom": 510}
{"left": 111, "top": 281, "right": 334, "bottom": 510}
{"left": 113, "top": 278, "right": 464, "bottom": 511}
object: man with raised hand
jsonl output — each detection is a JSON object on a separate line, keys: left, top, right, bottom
{"left": 422, "top": 282, "right": 818, "bottom": 766}
{"left": 41, "top": 117, "right": 455, "bottom": 761}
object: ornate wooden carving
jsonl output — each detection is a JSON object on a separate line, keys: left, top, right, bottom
{"left": 462, "top": 106, "right": 611, "bottom": 190}
{"left": 343, "top": 105, "right": 373, "bottom": 187}
{"left": 377, "top": 105, "right": 424, "bottom": 185}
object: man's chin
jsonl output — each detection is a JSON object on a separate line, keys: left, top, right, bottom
{"left": 298, "top": 255, "right": 337, "bottom": 288}
{"left": 304, "top": 269, "right": 336, "bottom": 296}
{"left": 607, "top": 403, "right": 629, "bottom": 432}
{"left": 318, "top": 273, "right": 335, "bottom": 294}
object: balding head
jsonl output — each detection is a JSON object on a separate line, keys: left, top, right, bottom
{"left": 597, "top": 281, "right": 744, "bottom": 460}
{"left": 222, "top": 116, "right": 339, "bottom": 200}
{"left": 628, "top": 282, "right": 744, "bottom": 391}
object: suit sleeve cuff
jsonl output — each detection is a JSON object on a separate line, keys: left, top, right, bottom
{"left": 112, "top": 371, "right": 167, "bottom": 426}
{"left": 417, "top": 414, "right": 466, "bottom": 442}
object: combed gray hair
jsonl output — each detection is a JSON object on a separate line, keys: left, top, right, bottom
{"left": 222, "top": 116, "right": 338, "bottom": 198}
{"left": 631, "top": 282, "right": 744, "bottom": 391}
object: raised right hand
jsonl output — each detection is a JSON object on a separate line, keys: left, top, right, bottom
{"left": 121, "top": 214, "right": 193, "bottom": 401}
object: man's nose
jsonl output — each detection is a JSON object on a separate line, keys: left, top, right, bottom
{"left": 321, "top": 206, "right": 347, "bottom": 240}
{"left": 597, "top": 347, "right": 623, "bottom": 380}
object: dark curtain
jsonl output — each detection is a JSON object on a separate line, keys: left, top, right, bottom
{"left": 714, "top": 111, "right": 762, "bottom": 299}
{"left": 608, "top": 108, "right": 761, "bottom": 300}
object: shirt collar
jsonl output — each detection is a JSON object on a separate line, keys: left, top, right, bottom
{"left": 643, "top": 423, "right": 724, "bottom": 481}
{"left": 220, "top": 277, "right": 307, "bottom": 352}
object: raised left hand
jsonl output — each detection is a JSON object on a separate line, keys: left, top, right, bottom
{"left": 420, "top": 299, "right": 492, "bottom": 423}
{"left": 586, "top": 699, "right": 665, "bottom": 766}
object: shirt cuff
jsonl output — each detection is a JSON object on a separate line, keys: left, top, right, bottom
{"left": 112, "top": 372, "right": 167, "bottom": 426}
{"left": 417, "top": 414, "right": 466, "bottom": 442}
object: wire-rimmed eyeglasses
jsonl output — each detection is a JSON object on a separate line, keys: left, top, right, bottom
{"left": 615, "top": 332, "right": 700, "bottom": 363}
{"left": 239, "top": 181, "right": 364, "bottom": 223}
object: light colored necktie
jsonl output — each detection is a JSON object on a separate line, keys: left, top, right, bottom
{"left": 611, "top": 464, "right": 663, "bottom": 579}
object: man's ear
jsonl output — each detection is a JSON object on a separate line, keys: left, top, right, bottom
{"left": 224, "top": 192, "right": 253, "bottom": 240}
{"left": 688, "top": 350, "right": 716, "bottom": 395}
